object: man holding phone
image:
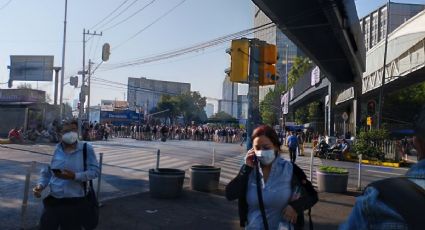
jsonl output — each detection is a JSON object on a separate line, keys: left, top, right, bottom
{"left": 33, "top": 119, "right": 99, "bottom": 230}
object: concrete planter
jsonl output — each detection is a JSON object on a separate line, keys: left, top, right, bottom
{"left": 149, "top": 168, "right": 185, "bottom": 198}
{"left": 316, "top": 170, "right": 349, "bottom": 193}
{"left": 190, "top": 165, "right": 221, "bottom": 192}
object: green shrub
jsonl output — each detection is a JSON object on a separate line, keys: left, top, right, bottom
{"left": 318, "top": 166, "right": 348, "bottom": 174}
{"left": 353, "top": 128, "right": 389, "bottom": 161}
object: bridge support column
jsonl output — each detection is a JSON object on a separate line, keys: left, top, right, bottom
{"left": 327, "top": 83, "right": 335, "bottom": 137}
{"left": 353, "top": 84, "right": 362, "bottom": 137}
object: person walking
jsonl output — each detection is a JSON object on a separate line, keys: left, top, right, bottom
{"left": 297, "top": 132, "right": 305, "bottom": 156}
{"left": 225, "top": 125, "right": 318, "bottom": 230}
{"left": 340, "top": 107, "right": 425, "bottom": 230}
{"left": 287, "top": 132, "right": 299, "bottom": 163}
{"left": 33, "top": 119, "right": 100, "bottom": 230}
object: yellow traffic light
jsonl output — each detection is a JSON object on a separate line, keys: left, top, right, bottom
{"left": 229, "top": 39, "right": 249, "bottom": 83}
{"left": 367, "top": 116, "right": 372, "bottom": 126}
{"left": 259, "top": 64, "right": 278, "bottom": 85}
{"left": 260, "top": 43, "right": 278, "bottom": 64}
{"left": 259, "top": 43, "right": 278, "bottom": 86}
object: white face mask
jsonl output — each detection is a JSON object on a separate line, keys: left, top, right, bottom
{"left": 62, "top": 131, "right": 78, "bottom": 144}
{"left": 255, "top": 149, "right": 276, "bottom": 165}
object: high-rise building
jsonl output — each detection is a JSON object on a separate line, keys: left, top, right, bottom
{"left": 127, "top": 77, "right": 190, "bottom": 113}
{"left": 205, "top": 103, "right": 214, "bottom": 118}
{"left": 237, "top": 95, "right": 248, "bottom": 120}
{"left": 360, "top": 2, "right": 425, "bottom": 51}
{"left": 220, "top": 76, "right": 238, "bottom": 117}
{"left": 253, "top": 5, "right": 304, "bottom": 100}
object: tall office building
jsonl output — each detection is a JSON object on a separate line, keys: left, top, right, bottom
{"left": 360, "top": 2, "right": 425, "bottom": 51}
{"left": 253, "top": 5, "right": 304, "bottom": 100}
{"left": 220, "top": 76, "right": 238, "bottom": 118}
{"left": 237, "top": 95, "right": 248, "bottom": 120}
{"left": 127, "top": 77, "right": 190, "bottom": 113}
{"left": 204, "top": 103, "right": 214, "bottom": 118}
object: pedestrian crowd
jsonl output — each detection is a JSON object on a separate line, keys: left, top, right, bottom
{"left": 80, "top": 122, "right": 247, "bottom": 144}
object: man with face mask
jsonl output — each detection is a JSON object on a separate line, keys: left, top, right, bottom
{"left": 340, "top": 106, "right": 425, "bottom": 230}
{"left": 33, "top": 119, "right": 99, "bottom": 230}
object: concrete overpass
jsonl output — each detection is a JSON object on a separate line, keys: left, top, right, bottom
{"left": 252, "top": 0, "right": 365, "bottom": 84}
{"left": 286, "top": 10, "right": 425, "bottom": 136}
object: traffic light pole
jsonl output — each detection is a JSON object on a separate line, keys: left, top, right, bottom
{"left": 246, "top": 39, "right": 261, "bottom": 150}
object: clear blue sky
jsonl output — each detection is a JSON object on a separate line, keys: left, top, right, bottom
{"left": 0, "top": 0, "right": 424, "bottom": 106}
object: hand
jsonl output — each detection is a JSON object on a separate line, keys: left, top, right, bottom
{"left": 244, "top": 148, "right": 256, "bottom": 167}
{"left": 32, "top": 184, "right": 44, "bottom": 198}
{"left": 282, "top": 205, "right": 298, "bottom": 224}
{"left": 54, "top": 169, "right": 76, "bottom": 180}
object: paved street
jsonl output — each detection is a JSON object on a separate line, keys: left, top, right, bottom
{"left": 0, "top": 139, "right": 411, "bottom": 229}
{"left": 0, "top": 138, "right": 245, "bottom": 229}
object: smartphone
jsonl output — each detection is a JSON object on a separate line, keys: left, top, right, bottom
{"left": 252, "top": 154, "right": 258, "bottom": 164}
{"left": 51, "top": 168, "right": 62, "bottom": 174}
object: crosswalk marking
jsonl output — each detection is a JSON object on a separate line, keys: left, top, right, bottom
{"left": 93, "top": 145, "right": 245, "bottom": 183}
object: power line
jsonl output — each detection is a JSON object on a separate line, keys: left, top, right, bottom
{"left": 113, "top": 0, "right": 187, "bottom": 50}
{"left": 101, "top": 23, "right": 274, "bottom": 71}
{"left": 0, "top": 0, "right": 13, "bottom": 11}
{"left": 91, "top": 79, "right": 243, "bottom": 104}
{"left": 96, "top": 0, "right": 140, "bottom": 31}
{"left": 91, "top": 77, "right": 181, "bottom": 95}
{"left": 90, "top": 36, "right": 102, "bottom": 60}
{"left": 102, "top": 0, "right": 157, "bottom": 32}
{"left": 89, "top": 0, "right": 131, "bottom": 30}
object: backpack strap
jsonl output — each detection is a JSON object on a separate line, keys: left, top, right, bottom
{"left": 82, "top": 143, "right": 94, "bottom": 195}
{"left": 369, "top": 177, "right": 425, "bottom": 230}
{"left": 255, "top": 164, "right": 269, "bottom": 230}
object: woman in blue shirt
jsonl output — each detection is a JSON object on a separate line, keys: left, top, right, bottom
{"left": 226, "top": 125, "right": 317, "bottom": 230}
{"left": 33, "top": 119, "right": 99, "bottom": 230}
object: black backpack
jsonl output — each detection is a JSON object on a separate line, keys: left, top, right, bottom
{"left": 369, "top": 177, "right": 425, "bottom": 230}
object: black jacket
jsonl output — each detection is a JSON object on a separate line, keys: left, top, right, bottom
{"left": 225, "top": 162, "right": 318, "bottom": 229}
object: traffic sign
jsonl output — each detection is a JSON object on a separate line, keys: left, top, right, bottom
{"left": 342, "top": 112, "right": 348, "bottom": 121}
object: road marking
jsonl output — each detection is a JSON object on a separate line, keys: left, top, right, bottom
{"left": 365, "top": 169, "right": 404, "bottom": 176}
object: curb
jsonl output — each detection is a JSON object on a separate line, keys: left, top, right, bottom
{"left": 361, "top": 160, "right": 400, "bottom": 168}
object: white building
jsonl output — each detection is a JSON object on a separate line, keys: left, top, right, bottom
{"left": 220, "top": 76, "right": 238, "bottom": 118}
{"left": 127, "top": 77, "right": 190, "bottom": 113}
{"left": 360, "top": 2, "right": 425, "bottom": 51}
{"left": 204, "top": 103, "right": 214, "bottom": 118}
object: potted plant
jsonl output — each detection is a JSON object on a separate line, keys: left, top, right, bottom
{"left": 316, "top": 166, "right": 349, "bottom": 193}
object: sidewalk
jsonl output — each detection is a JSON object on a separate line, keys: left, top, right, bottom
{"left": 94, "top": 186, "right": 358, "bottom": 230}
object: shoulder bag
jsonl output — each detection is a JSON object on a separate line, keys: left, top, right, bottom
{"left": 82, "top": 143, "right": 99, "bottom": 229}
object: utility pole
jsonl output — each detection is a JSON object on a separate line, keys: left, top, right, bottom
{"left": 231, "top": 82, "right": 234, "bottom": 117}
{"left": 79, "top": 29, "right": 101, "bottom": 136}
{"left": 59, "top": 0, "right": 68, "bottom": 120}
{"left": 246, "top": 39, "right": 261, "bottom": 150}
{"left": 87, "top": 59, "right": 93, "bottom": 121}
{"left": 53, "top": 67, "right": 61, "bottom": 105}
{"left": 377, "top": 0, "right": 390, "bottom": 129}
{"left": 283, "top": 44, "right": 289, "bottom": 130}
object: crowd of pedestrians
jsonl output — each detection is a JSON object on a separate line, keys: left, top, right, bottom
{"left": 81, "top": 122, "right": 247, "bottom": 144}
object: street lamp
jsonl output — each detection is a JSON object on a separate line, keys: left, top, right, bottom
{"left": 59, "top": 0, "right": 68, "bottom": 120}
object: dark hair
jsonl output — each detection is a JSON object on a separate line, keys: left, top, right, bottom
{"left": 251, "top": 125, "right": 280, "bottom": 148}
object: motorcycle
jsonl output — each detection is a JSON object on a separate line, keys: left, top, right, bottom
{"left": 313, "top": 140, "right": 335, "bottom": 159}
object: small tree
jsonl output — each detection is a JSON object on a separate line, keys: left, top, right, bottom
{"left": 353, "top": 128, "right": 389, "bottom": 161}
{"left": 260, "top": 84, "right": 285, "bottom": 126}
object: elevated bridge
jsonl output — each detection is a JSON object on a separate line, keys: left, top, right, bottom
{"left": 287, "top": 10, "right": 425, "bottom": 135}
{"left": 252, "top": 0, "right": 365, "bottom": 84}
